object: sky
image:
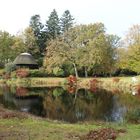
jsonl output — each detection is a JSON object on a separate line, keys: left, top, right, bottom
{"left": 0, "top": 0, "right": 139, "bottom": 37}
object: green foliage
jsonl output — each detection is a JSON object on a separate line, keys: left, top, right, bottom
{"left": 117, "top": 24, "right": 140, "bottom": 74}
{"left": 0, "top": 31, "right": 14, "bottom": 66}
{"left": 60, "top": 10, "right": 74, "bottom": 33}
{"left": 52, "top": 88, "right": 64, "bottom": 97}
{"left": 46, "top": 9, "right": 60, "bottom": 39}
{"left": 11, "top": 71, "right": 17, "bottom": 78}
{"left": 0, "top": 10, "right": 140, "bottom": 77}
{"left": 0, "top": 69, "right": 4, "bottom": 79}
{"left": 24, "top": 27, "right": 40, "bottom": 57}
{"left": 127, "top": 44, "right": 140, "bottom": 73}
{"left": 29, "top": 14, "right": 46, "bottom": 53}
{"left": 126, "top": 108, "right": 140, "bottom": 123}
{"left": 52, "top": 67, "right": 64, "bottom": 76}
{"left": 5, "top": 62, "right": 16, "bottom": 74}
{"left": 44, "top": 23, "right": 118, "bottom": 77}
{"left": 11, "top": 35, "right": 27, "bottom": 57}
{"left": 29, "top": 69, "right": 48, "bottom": 77}
{"left": 62, "top": 63, "right": 75, "bottom": 76}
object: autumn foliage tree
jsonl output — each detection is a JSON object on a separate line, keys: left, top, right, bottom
{"left": 44, "top": 23, "right": 118, "bottom": 77}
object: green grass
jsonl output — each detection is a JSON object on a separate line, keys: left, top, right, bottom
{"left": 0, "top": 118, "right": 140, "bottom": 140}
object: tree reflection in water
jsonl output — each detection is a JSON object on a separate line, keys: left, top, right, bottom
{"left": 0, "top": 85, "right": 140, "bottom": 123}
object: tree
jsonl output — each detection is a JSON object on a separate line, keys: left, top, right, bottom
{"left": 127, "top": 44, "right": 140, "bottom": 73}
{"left": 46, "top": 9, "right": 60, "bottom": 39}
{"left": 74, "top": 24, "right": 105, "bottom": 77}
{"left": 11, "top": 35, "right": 26, "bottom": 58}
{"left": 104, "top": 34, "right": 120, "bottom": 75}
{"left": 120, "top": 24, "right": 140, "bottom": 74}
{"left": 29, "top": 14, "right": 46, "bottom": 53}
{"left": 60, "top": 10, "right": 74, "bottom": 33}
{"left": 44, "top": 37, "right": 79, "bottom": 77}
{"left": 23, "top": 27, "right": 40, "bottom": 58}
{"left": 0, "top": 31, "right": 14, "bottom": 66}
{"left": 125, "top": 24, "right": 140, "bottom": 46}
{"left": 68, "top": 23, "right": 116, "bottom": 76}
{"left": 44, "top": 23, "right": 116, "bottom": 77}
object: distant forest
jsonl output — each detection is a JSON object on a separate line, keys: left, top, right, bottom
{"left": 0, "top": 9, "right": 140, "bottom": 77}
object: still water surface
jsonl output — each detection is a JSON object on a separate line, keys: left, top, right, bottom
{"left": 0, "top": 85, "right": 140, "bottom": 123}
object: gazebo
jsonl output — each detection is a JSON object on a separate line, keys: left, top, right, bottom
{"left": 13, "top": 53, "right": 38, "bottom": 69}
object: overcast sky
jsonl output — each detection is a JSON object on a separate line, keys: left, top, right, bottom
{"left": 0, "top": 0, "right": 139, "bottom": 37}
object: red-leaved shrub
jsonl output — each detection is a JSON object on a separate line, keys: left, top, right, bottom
{"left": 16, "top": 69, "right": 29, "bottom": 78}
{"left": 89, "top": 79, "right": 99, "bottom": 93}
{"left": 16, "top": 87, "right": 28, "bottom": 96}
{"left": 67, "top": 86, "right": 76, "bottom": 94}
{"left": 67, "top": 75, "right": 77, "bottom": 85}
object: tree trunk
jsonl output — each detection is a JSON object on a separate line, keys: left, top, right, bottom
{"left": 73, "top": 88, "right": 78, "bottom": 106}
{"left": 84, "top": 67, "right": 88, "bottom": 77}
{"left": 73, "top": 63, "right": 78, "bottom": 78}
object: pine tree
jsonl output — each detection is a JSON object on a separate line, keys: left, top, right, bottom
{"left": 46, "top": 9, "right": 60, "bottom": 39}
{"left": 30, "top": 15, "right": 47, "bottom": 53}
{"left": 60, "top": 10, "right": 74, "bottom": 33}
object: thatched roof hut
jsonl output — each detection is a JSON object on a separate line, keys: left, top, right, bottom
{"left": 13, "top": 53, "right": 38, "bottom": 69}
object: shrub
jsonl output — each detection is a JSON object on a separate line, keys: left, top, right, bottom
{"left": 89, "top": 79, "right": 99, "bottom": 93}
{"left": 126, "top": 109, "right": 140, "bottom": 123}
{"left": 0, "top": 69, "right": 4, "bottom": 78}
{"left": 29, "top": 69, "right": 48, "bottom": 77}
{"left": 90, "top": 79, "right": 99, "bottom": 87}
{"left": 11, "top": 71, "right": 17, "bottom": 78}
{"left": 66, "top": 85, "right": 76, "bottom": 94}
{"left": 0, "top": 63, "right": 4, "bottom": 69}
{"left": 16, "top": 69, "right": 29, "bottom": 78}
{"left": 67, "top": 75, "right": 77, "bottom": 85}
{"left": 2, "top": 73, "right": 11, "bottom": 79}
{"left": 53, "top": 67, "right": 64, "bottom": 76}
{"left": 16, "top": 87, "right": 28, "bottom": 96}
{"left": 5, "top": 62, "right": 16, "bottom": 74}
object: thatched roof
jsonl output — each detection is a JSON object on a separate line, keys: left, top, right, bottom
{"left": 13, "top": 53, "right": 38, "bottom": 65}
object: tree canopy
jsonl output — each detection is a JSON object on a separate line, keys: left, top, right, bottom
{"left": 44, "top": 23, "right": 119, "bottom": 77}
{"left": 0, "top": 9, "right": 139, "bottom": 77}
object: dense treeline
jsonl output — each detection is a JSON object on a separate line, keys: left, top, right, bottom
{"left": 0, "top": 9, "right": 140, "bottom": 77}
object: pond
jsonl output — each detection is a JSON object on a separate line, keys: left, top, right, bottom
{"left": 0, "top": 85, "right": 140, "bottom": 123}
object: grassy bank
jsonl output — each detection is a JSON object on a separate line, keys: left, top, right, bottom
{"left": 0, "top": 116, "right": 140, "bottom": 140}
{"left": 1, "top": 75, "right": 140, "bottom": 91}
{"left": 6, "top": 77, "right": 67, "bottom": 87}
{"left": 78, "top": 76, "right": 140, "bottom": 91}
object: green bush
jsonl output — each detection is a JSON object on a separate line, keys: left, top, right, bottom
{"left": 52, "top": 67, "right": 64, "bottom": 76}
{"left": 29, "top": 69, "right": 48, "bottom": 77}
{"left": 126, "top": 108, "right": 140, "bottom": 123}
{"left": 11, "top": 71, "right": 17, "bottom": 78}
{"left": 0, "top": 69, "right": 4, "bottom": 77}
{"left": 5, "top": 62, "right": 16, "bottom": 74}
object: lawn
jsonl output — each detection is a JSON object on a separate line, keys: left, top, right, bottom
{"left": 0, "top": 104, "right": 140, "bottom": 140}
{"left": 0, "top": 117, "right": 140, "bottom": 140}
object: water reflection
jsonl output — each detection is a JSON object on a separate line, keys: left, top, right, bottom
{"left": 0, "top": 85, "right": 140, "bottom": 123}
